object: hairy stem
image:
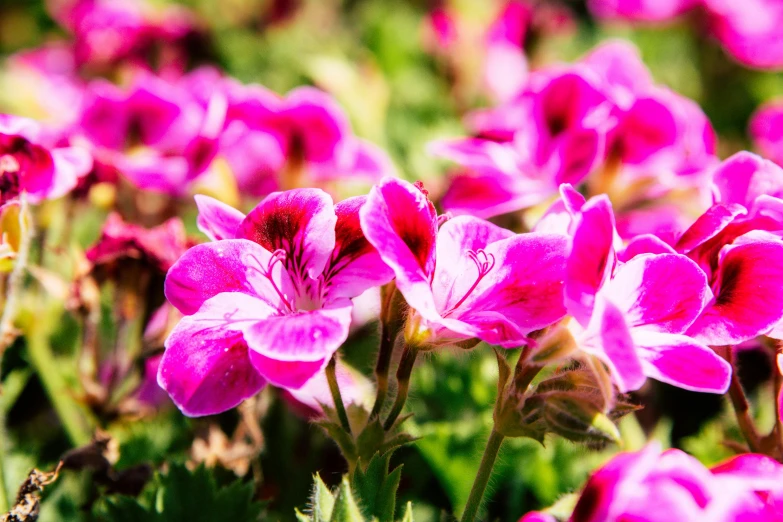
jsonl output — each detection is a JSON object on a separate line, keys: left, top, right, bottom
{"left": 326, "top": 356, "right": 352, "bottom": 435}
{"left": 720, "top": 346, "right": 761, "bottom": 452}
{"left": 383, "top": 344, "right": 419, "bottom": 430}
{"left": 461, "top": 428, "right": 505, "bottom": 522}
{"left": 0, "top": 403, "right": 10, "bottom": 512}
{"left": 370, "top": 285, "right": 404, "bottom": 419}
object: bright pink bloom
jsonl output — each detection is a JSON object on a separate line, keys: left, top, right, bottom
{"left": 588, "top": 0, "right": 697, "bottom": 22}
{"left": 283, "top": 359, "right": 373, "bottom": 418}
{"left": 159, "top": 189, "right": 393, "bottom": 416}
{"left": 704, "top": 0, "right": 783, "bottom": 70}
{"left": 562, "top": 188, "right": 730, "bottom": 393}
{"left": 675, "top": 152, "right": 783, "bottom": 345}
{"left": 360, "top": 177, "right": 568, "bottom": 348}
{"left": 750, "top": 100, "right": 783, "bottom": 167}
{"left": 552, "top": 444, "right": 783, "bottom": 522}
{"left": 0, "top": 114, "right": 92, "bottom": 205}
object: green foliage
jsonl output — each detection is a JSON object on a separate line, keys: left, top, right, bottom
{"left": 94, "top": 464, "right": 265, "bottom": 522}
{"left": 353, "top": 452, "right": 403, "bottom": 522}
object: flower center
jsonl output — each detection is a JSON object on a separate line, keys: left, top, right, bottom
{"left": 443, "top": 248, "right": 496, "bottom": 316}
{"left": 0, "top": 154, "right": 20, "bottom": 174}
{"left": 243, "top": 248, "right": 295, "bottom": 313}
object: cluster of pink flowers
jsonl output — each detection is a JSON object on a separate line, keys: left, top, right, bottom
{"left": 522, "top": 443, "right": 783, "bottom": 521}
{"left": 589, "top": 0, "right": 783, "bottom": 70}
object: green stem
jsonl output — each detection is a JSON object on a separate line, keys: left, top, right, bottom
{"left": 370, "top": 285, "right": 404, "bottom": 419}
{"left": 383, "top": 344, "right": 419, "bottom": 430}
{"left": 325, "top": 356, "right": 352, "bottom": 435}
{"left": 720, "top": 346, "right": 761, "bottom": 452}
{"left": 26, "top": 328, "right": 93, "bottom": 447}
{"left": 461, "top": 428, "right": 505, "bottom": 522}
{"left": 0, "top": 197, "right": 32, "bottom": 359}
{"left": 0, "top": 404, "right": 10, "bottom": 513}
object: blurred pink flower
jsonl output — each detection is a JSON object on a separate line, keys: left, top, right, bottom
{"left": 159, "top": 189, "right": 393, "bottom": 416}
{"left": 561, "top": 187, "right": 730, "bottom": 393}
{"left": 750, "top": 100, "right": 783, "bottom": 167}
{"left": 588, "top": 0, "right": 697, "bottom": 22}
{"left": 531, "top": 444, "right": 783, "bottom": 521}
{"left": 360, "top": 177, "right": 568, "bottom": 348}
{"left": 0, "top": 114, "right": 92, "bottom": 205}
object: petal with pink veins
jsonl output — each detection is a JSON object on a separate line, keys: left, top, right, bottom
{"left": 239, "top": 188, "right": 337, "bottom": 281}
{"left": 194, "top": 194, "right": 245, "bottom": 241}
{"left": 322, "top": 196, "right": 394, "bottom": 300}
{"left": 158, "top": 293, "right": 272, "bottom": 416}
{"left": 633, "top": 331, "right": 731, "bottom": 393}
{"left": 244, "top": 299, "right": 353, "bottom": 388}
{"left": 360, "top": 177, "right": 440, "bottom": 320}
{"left": 165, "top": 239, "right": 295, "bottom": 315}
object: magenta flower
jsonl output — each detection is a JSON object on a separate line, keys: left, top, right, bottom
{"left": 539, "top": 444, "right": 783, "bottom": 522}
{"left": 562, "top": 188, "right": 730, "bottom": 393}
{"left": 360, "top": 177, "right": 568, "bottom": 348}
{"left": 703, "top": 0, "right": 783, "bottom": 70}
{"left": 750, "top": 100, "right": 783, "bottom": 168}
{"left": 0, "top": 114, "right": 92, "bottom": 205}
{"left": 283, "top": 359, "right": 373, "bottom": 418}
{"left": 587, "top": 0, "right": 697, "bottom": 22}
{"left": 675, "top": 152, "right": 783, "bottom": 345}
{"left": 158, "top": 189, "right": 393, "bottom": 416}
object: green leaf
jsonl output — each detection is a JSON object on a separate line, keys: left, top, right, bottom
{"left": 399, "top": 502, "right": 414, "bottom": 522}
{"left": 312, "top": 474, "right": 336, "bottom": 522}
{"left": 376, "top": 464, "right": 402, "bottom": 522}
{"left": 330, "top": 476, "right": 365, "bottom": 522}
{"left": 352, "top": 452, "right": 403, "bottom": 522}
{"left": 93, "top": 464, "right": 264, "bottom": 522}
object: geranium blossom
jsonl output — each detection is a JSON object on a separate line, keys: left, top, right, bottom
{"left": 158, "top": 188, "right": 393, "bottom": 415}
{"left": 522, "top": 444, "right": 783, "bottom": 521}
{"left": 0, "top": 114, "right": 92, "bottom": 205}
{"left": 360, "top": 176, "right": 568, "bottom": 348}
{"left": 559, "top": 185, "right": 730, "bottom": 393}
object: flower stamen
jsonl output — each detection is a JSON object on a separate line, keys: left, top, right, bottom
{"left": 444, "top": 248, "right": 496, "bottom": 316}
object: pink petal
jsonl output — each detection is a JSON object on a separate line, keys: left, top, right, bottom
{"left": 603, "top": 254, "right": 711, "bottom": 334}
{"left": 552, "top": 127, "right": 605, "bottom": 186}
{"left": 633, "top": 331, "right": 731, "bottom": 393}
{"left": 442, "top": 170, "right": 549, "bottom": 219}
{"left": 712, "top": 151, "right": 783, "bottom": 208}
{"left": 282, "top": 87, "right": 350, "bottom": 164}
{"left": 286, "top": 359, "right": 373, "bottom": 414}
{"left": 219, "top": 122, "right": 286, "bottom": 197}
{"left": 675, "top": 203, "right": 747, "bottom": 254}
{"left": 239, "top": 188, "right": 337, "bottom": 281}
{"left": 244, "top": 299, "right": 353, "bottom": 388}
{"left": 688, "top": 232, "right": 783, "bottom": 345}
{"left": 447, "top": 232, "right": 569, "bottom": 346}
{"left": 582, "top": 39, "right": 653, "bottom": 99}
{"left": 194, "top": 194, "right": 245, "bottom": 241}
{"left": 581, "top": 293, "right": 646, "bottom": 392}
{"left": 165, "top": 239, "right": 295, "bottom": 316}
{"left": 360, "top": 177, "right": 439, "bottom": 320}
{"left": 323, "top": 196, "right": 395, "bottom": 300}
{"left": 613, "top": 95, "right": 678, "bottom": 165}
{"left": 566, "top": 195, "right": 616, "bottom": 326}
{"left": 158, "top": 293, "right": 270, "bottom": 416}
{"left": 618, "top": 234, "right": 676, "bottom": 262}
{"left": 33, "top": 146, "right": 92, "bottom": 201}
{"left": 341, "top": 139, "right": 395, "bottom": 181}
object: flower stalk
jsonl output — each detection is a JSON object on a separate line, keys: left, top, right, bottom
{"left": 325, "top": 355, "right": 352, "bottom": 435}
{"left": 460, "top": 428, "right": 505, "bottom": 522}
{"left": 370, "top": 283, "right": 404, "bottom": 419}
{"left": 383, "top": 343, "right": 419, "bottom": 430}
{"left": 720, "top": 346, "right": 761, "bottom": 452}
{"left": 0, "top": 197, "right": 32, "bottom": 360}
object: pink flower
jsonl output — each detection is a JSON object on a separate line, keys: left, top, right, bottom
{"left": 158, "top": 189, "right": 393, "bottom": 416}
{"left": 750, "top": 100, "right": 783, "bottom": 167}
{"left": 0, "top": 114, "right": 92, "bottom": 205}
{"left": 587, "top": 0, "right": 697, "bottom": 22}
{"left": 360, "top": 177, "right": 568, "bottom": 348}
{"left": 555, "top": 444, "right": 783, "bottom": 522}
{"left": 704, "top": 0, "right": 783, "bottom": 70}
{"left": 283, "top": 359, "right": 374, "bottom": 418}
{"left": 675, "top": 152, "right": 783, "bottom": 345}
{"left": 562, "top": 187, "right": 730, "bottom": 393}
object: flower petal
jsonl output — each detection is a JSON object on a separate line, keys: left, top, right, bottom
{"left": 712, "top": 151, "right": 783, "bottom": 208}
{"left": 603, "top": 253, "right": 711, "bottom": 334}
{"left": 566, "top": 195, "right": 616, "bottom": 326}
{"left": 194, "top": 194, "right": 245, "bottom": 241}
{"left": 165, "top": 239, "right": 294, "bottom": 315}
{"left": 323, "top": 195, "right": 394, "bottom": 300}
{"left": 633, "top": 331, "right": 731, "bottom": 393}
{"left": 688, "top": 231, "right": 783, "bottom": 345}
{"left": 158, "top": 293, "right": 271, "bottom": 416}
{"left": 618, "top": 234, "right": 676, "bottom": 262}
{"left": 239, "top": 188, "right": 336, "bottom": 281}
{"left": 675, "top": 203, "right": 747, "bottom": 254}
{"left": 245, "top": 299, "right": 352, "bottom": 374}
{"left": 360, "top": 177, "right": 439, "bottom": 320}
